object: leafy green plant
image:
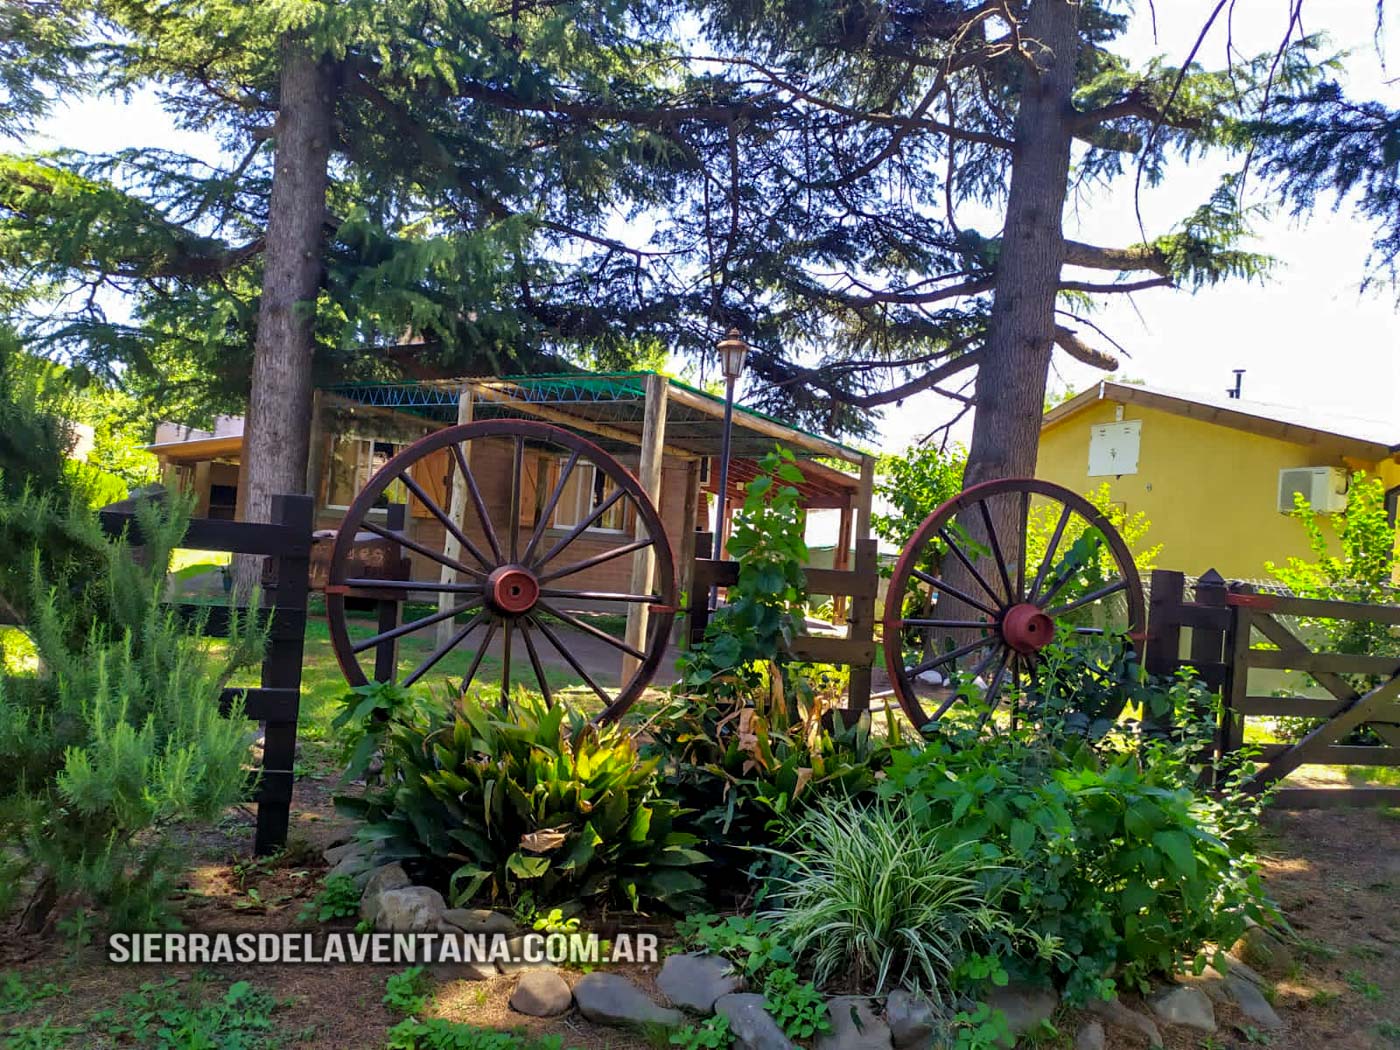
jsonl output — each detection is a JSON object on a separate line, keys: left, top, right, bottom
{"left": 950, "top": 1003, "right": 1013, "bottom": 1050}
{"left": 386, "top": 1019, "right": 574, "bottom": 1050}
{"left": 877, "top": 725, "right": 1273, "bottom": 1002}
{"left": 675, "top": 447, "right": 809, "bottom": 706}
{"left": 4, "top": 1017, "right": 84, "bottom": 1049}
{"left": 669, "top": 1015, "right": 732, "bottom": 1049}
{"left": 106, "top": 977, "right": 283, "bottom": 1049}
{"left": 336, "top": 687, "right": 708, "bottom": 911}
{"left": 1344, "top": 970, "right": 1383, "bottom": 1001}
{"left": 653, "top": 691, "right": 902, "bottom": 860}
{"left": 1376, "top": 1020, "right": 1400, "bottom": 1043}
{"left": 0, "top": 974, "right": 63, "bottom": 1016}
{"left": 872, "top": 443, "right": 966, "bottom": 556}
{"left": 673, "top": 913, "right": 794, "bottom": 976}
{"left": 298, "top": 874, "right": 361, "bottom": 924}
{"left": 0, "top": 490, "right": 265, "bottom": 931}
{"left": 763, "top": 798, "right": 1026, "bottom": 1001}
{"left": 384, "top": 967, "right": 432, "bottom": 1018}
{"left": 761, "top": 967, "right": 830, "bottom": 1040}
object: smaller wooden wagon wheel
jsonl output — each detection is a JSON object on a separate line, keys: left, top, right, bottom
{"left": 883, "top": 477, "right": 1145, "bottom": 733}
{"left": 325, "top": 420, "right": 677, "bottom": 723}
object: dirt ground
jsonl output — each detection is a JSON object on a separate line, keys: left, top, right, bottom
{"left": 2, "top": 797, "right": 1397, "bottom": 1050}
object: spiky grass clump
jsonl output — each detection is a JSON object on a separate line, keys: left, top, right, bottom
{"left": 763, "top": 800, "right": 1016, "bottom": 1000}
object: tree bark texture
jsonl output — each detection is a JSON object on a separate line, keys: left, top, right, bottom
{"left": 236, "top": 39, "right": 332, "bottom": 591}
{"left": 965, "top": 0, "right": 1080, "bottom": 486}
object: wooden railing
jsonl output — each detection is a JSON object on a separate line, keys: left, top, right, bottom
{"left": 1147, "top": 568, "right": 1400, "bottom": 808}
{"left": 99, "top": 494, "right": 313, "bottom": 854}
{"left": 687, "top": 536, "right": 879, "bottom": 717}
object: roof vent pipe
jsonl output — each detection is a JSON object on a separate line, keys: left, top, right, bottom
{"left": 1227, "top": 369, "right": 1245, "bottom": 400}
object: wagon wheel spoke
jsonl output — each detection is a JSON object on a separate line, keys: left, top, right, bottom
{"left": 1047, "top": 579, "right": 1127, "bottom": 619}
{"left": 532, "top": 488, "right": 628, "bottom": 570}
{"left": 500, "top": 619, "right": 513, "bottom": 707}
{"left": 901, "top": 618, "right": 995, "bottom": 630}
{"left": 906, "top": 634, "right": 998, "bottom": 678}
{"left": 451, "top": 442, "right": 503, "bottom": 563}
{"left": 508, "top": 437, "right": 524, "bottom": 563}
{"left": 926, "top": 644, "right": 1003, "bottom": 722}
{"left": 357, "top": 519, "right": 485, "bottom": 580}
{"left": 519, "top": 620, "right": 554, "bottom": 707}
{"left": 520, "top": 449, "right": 581, "bottom": 566}
{"left": 455, "top": 619, "right": 499, "bottom": 699}
{"left": 1015, "top": 490, "right": 1029, "bottom": 602}
{"left": 538, "top": 537, "right": 653, "bottom": 585}
{"left": 400, "top": 470, "right": 495, "bottom": 573}
{"left": 536, "top": 599, "right": 647, "bottom": 661}
{"left": 936, "top": 527, "right": 1005, "bottom": 608}
{"left": 910, "top": 568, "right": 1001, "bottom": 619}
{"left": 1028, "top": 504, "right": 1072, "bottom": 603}
{"left": 403, "top": 609, "right": 488, "bottom": 688}
{"left": 977, "top": 651, "right": 1014, "bottom": 727}
{"left": 976, "top": 499, "right": 1016, "bottom": 606}
{"left": 344, "top": 577, "right": 484, "bottom": 594}
{"left": 530, "top": 614, "right": 614, "bottom": 707}
{"left": 538, "top": 588, "right": 659, "bottom": 605}
{"left": 351, "top": 597, "right": 484, "bottom": 655}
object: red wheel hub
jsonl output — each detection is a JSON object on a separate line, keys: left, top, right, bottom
{"left": 1001, "top": 603, "right": 1055, "bottom": 655}
{"left": 487, "top": 565, "right": 540, "bottom": 615}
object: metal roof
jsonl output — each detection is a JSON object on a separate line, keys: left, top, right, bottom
{"left": 321, "top": 372, "right": 870, "bottom": 467}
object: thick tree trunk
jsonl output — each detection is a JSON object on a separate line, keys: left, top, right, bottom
{"left": 933, "top": 1, "right": 1080, "bottom": 671}
{"left": 234, "top": 39, "right": 332, "bottom": 593}
{"left": 964, "top": 0, "right": 1080, "bottom": 486}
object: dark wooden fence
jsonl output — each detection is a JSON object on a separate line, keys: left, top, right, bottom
{"left": 1147, "top": 568, "right": 1400, "bottom": 809}
{"left": 688, "top": 536, "right": 879, "bottom": 717}
{"left": 99, "top": 494, "right": 313, "bottom": 854}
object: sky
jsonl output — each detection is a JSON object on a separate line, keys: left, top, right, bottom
{"left": 28, "top": 0, "right": 1400, "bottom": 465}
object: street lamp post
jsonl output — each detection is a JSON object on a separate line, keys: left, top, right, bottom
{"left": 710, "top": 327, "right": 749, "bottom": 610}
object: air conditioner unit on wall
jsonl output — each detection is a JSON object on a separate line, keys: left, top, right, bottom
{"left": 1277, "top": 466, "right": 1349, "bottom": 514}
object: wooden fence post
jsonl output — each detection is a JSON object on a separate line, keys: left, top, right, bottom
{"left": 843, "top": 538, "right": 877, "bottom": 716}
{"left": 374, "top": 502, "right": 406, "bottom": 683}
{"left": 255, "top": 493, "right": 313, "bottom": 855}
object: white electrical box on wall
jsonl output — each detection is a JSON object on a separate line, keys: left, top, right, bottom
{"left": 1087, "top": 420, "right": 1141, "bottom": 477}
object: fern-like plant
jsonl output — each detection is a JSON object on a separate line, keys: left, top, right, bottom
{"left": 762, "top": 800, "right": 1020, "bottom": 1001}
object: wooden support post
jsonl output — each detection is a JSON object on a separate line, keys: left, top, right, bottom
{"left": 833, "top": 502, "right": 853, "bottom": 624}
{"left": 375, "top": 502, "right": 406, "bottom": 682}
{"left": 1221, "top": 580, "right": 1254, "bottom": 781}
{"left": 435, "top": 388, "right": 474, "bottom": 649}
{"left": 844, "top": 537, "right": 878, "bottom": 716}
{"left": 623, "top": 375, "right": 668, "bottom": 681}
{"left": 855, "top": 455, "right": 876, "bottom": 543}
{"left": 677, "top": 458, "right": 702, "bottom": 644}
{"left": 255, "top": 493, "right": 313, "bottom": 855}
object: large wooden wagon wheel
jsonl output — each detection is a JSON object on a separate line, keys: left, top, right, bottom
{"left": 883, "top": 478, "right": 1145, "bottom": 733}
{"left": 325, "top": 420, "right": 677, "bottom": 723}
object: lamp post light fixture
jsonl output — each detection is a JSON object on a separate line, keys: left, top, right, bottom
{"left": 711, "top": 327, "right": 748, "bottom": 609}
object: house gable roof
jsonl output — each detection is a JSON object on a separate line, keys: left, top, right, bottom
{"left": 1043, "top": 381, "right": 1396, "bottom": 462}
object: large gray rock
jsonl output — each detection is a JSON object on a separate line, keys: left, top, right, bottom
{"left": 374, "top": 886, "right": 447, "bottom": 933}
{"left": 658, "top": 953, "right": 743, "bottom": 1013}
{"left": 511, "top": 970, "right": 573, "bottom": 1017}
{"left": 714, "top": 993, "right": 797, "bottom": 1050}
{"left": 429, "top": 959, "right": 498, "bottom": 982}
{"left": 884, "top": 989, "right": 940, "bottom": 1050}
{"left": 1224, "top": 973, "right": 1284, "bottom": 1030}
{"left": 498, "top": 934, "right": 557, "bottom": 975}
{"left": 442, "top": 908, "right": 516, "bottom": 935}
{"left": 1086, "top": 997, "right": 1163, "bottom": 1048}
{"left": 1175, "top": 966, "right": 1229, "bottom": 1004}
{"left": 573, "top": 973, "right": 684, "bottom": 1029}
{"left": 323, "top": 840, "right": 362, "bottom": 865}
{"left": 1232, "top": 925, "right": 1295, "bottom": 979}
{"left": 817, "top": 996, "right": 890, "bottom": 1050}
{"left": 325, "top": 842, "right": 377, "bottom": 884}
{"left": 358, "top": 862, "right": 411, "bottom": 924}
{"left": 1074, "top": 1021, "right": 1105, "bottom": 1050}
{"left": 1149, "top": 985, "right": 1216, "bottom": 1033}
{"left": 984, "top": 982, "right": 1058, "bottom": 1045}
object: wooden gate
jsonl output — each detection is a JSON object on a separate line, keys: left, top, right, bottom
{"left": 1148, "top": 568, "right": 1400, "bottom": 808}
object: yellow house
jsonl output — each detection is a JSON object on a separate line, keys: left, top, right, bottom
{"left": 1037, "top": 381, "right": 1400, "bottom": 581}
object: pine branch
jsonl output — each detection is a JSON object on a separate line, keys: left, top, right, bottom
{"left": 1053, "top": 324, "right": 1119, "bottom": 370}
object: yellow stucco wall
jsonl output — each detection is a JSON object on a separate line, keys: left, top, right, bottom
{"left": 1037, "top": 399, "right": 1393, "bottom": 581}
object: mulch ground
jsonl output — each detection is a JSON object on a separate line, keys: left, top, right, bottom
{"left": 2, "top": 796, "right": 1396, "bottom": 1050}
